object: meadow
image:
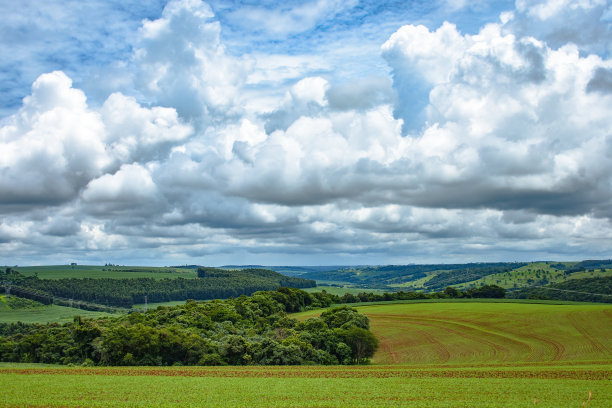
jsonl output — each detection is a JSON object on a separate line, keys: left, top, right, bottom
{"left": 11, "top": 265, "right": 197, "bottom": 280}
{"left": 0, "top": 303, "right": 114, "bottom": 323}
{"left": 1, "top": 301, "right": 610, "bottom": 407}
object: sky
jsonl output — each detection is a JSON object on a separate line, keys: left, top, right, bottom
{"left": 1, "top": 0, "right": 612, "bottom": 267}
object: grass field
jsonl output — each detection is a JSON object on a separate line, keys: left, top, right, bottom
{"left": 10, "top": 265, "right": 197, "bottom": 280}
{"left": 0, "top": 304, "right": 115, "bottom": 323}
{"left": 0, "top": 363, "right": 609, "bottom": 407}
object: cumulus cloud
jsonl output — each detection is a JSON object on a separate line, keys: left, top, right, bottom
{"left": 0, "top": 71, "right": 109, "bottom": 206}
{"left": 134, "top": 0, "right": 249, "bottom": 123}
{"left": 506, "top": 0, "right": 612, "bottom": 55}
{"left": 381, "top": 20, "right": 612, "bottom": 218}
{"left": 101, "top": 92, "right": 193, "bottom": 163}
{"left": 82, "top": 163, "right": 158, "bottom": 204}
{"left": 2, "top": 0, "right": 612, "bottom": 265}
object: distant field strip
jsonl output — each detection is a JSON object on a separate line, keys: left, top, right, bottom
{"left": 2, "top": 364, "right": 610, "bottom": 379}
{"left": 12, "top": 265, "right": 196, "bottom": 280}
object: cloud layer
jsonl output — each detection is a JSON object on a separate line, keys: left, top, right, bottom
{"left": 1, "top": 0, "right": 611, "bottom": 265}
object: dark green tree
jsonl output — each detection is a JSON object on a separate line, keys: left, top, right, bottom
{"left": 340, "top": 326, "right": 379, "bottom": 364}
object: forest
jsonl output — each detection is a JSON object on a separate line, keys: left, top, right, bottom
{"left": 0, "top": 287, "right": 378, "bottom": 366}
{"left": 295, "top": 262, "right": 528, "bottom": 289}
{"left": 508, "top": 276, "right": 612, "bottom": 303}
{"left": 0, "top": 267, "right": 315, "bottom": 308}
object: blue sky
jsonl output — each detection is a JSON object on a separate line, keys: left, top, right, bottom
{"left": 1, "top": 0, "right": 612, "bottom": 266}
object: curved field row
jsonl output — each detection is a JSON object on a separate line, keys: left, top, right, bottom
{"left": 295, "top": 301, "right": 612, "bottom": 365}
{"left": 2, "top": 364, "right": 610, "bottom": 380}
{"left": 361, "top": 303, "right": 612, "bottom": 365}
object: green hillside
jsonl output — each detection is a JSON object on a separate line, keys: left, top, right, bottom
{"left": 508, "top": 276, "right": 612, "bottom": 302}
{"left": 1, "top": 267, "right": 316, "bottom": 309}
{"left": 293, "top": 260, "right": 612, "bottom": 294}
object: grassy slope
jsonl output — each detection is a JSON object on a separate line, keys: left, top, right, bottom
{"left": 453, "top": 264, "right": 612, "bottom": 290}
{"left": 12, "top": 265, "right": 197, "bottom": 280}
{"left": 0, "top": 304, "right": 115, "bottom": 323}
{"left": 296, "top": 301, "right": 612, "bottom": 365}
{"left": 358, "top": 262, "right": 612, "bottom": 292}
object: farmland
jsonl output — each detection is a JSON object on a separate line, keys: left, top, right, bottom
{"left": 1, "top": 301, "right": 610, "bottom": 407}
{"left": 296, "top": 302, "right": 612, "bottom": 365}
{"left": 0, "top": 363, "right": 609, "bottom": 407}
{"left": 11, "top": 265, "right": 197, "bottom": 280}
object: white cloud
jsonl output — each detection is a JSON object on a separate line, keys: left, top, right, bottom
{"left": 225, "top": 0, "right": 359, "bottom": 38}
{"left": 2, "top": 0, "right": 612, "bottom": 265}
{"left": 82, "top": 163, "right": 158, "bottom": 203}
{"left": 101, "top": 92, "right": 193, "bottom": 163}
{"left": 0, "top": 71, "right": 110, "bottom": 205}
{"left": 134, "top": 0, "right": 249, "bottom": 123}
{"left": 508, "top": 0, "right": 612, "bottom": 55}
{"left": 290, "top": 77, "right": 330, "bottom": 106}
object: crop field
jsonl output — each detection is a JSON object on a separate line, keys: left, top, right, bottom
{"left": 10, "top": 265, "right": 197, "bottom": 280}
{"left": 297, "top": 302, "right": 612, "bottom": 365}
{"left": 1, "top": 301, "right": 610, "bottom": 407}
{"left": 0, "top": 363, "right": 610, "bottom": 407}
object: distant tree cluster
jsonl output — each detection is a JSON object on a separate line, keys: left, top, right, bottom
{"left": 563, "top": 260, "right": 612, "bottom": 275}
{"left": 0, "top": 288, "right": 377, "bottom": 366}
{"left": 299, "top": 263, "right": 526, "bottom": 291}
{"left": 336, "top": 285, "right": 506, "bottom": 303}
{"left": 423, "top": 265, "right": 523, "bottom": 291}
{"left": 508, "top": 276, "right": 612, "bottom": 303}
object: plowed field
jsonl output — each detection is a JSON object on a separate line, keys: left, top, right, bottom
{"left": 297, "top": 302, "right": 612, "bottom": 365}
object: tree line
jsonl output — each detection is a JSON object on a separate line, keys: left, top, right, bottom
{"left": 0, "top": 287, "right": 378, "bottom": 366}
{"left": 508, "top": 276, "right": 612, "bottom": 303}
{"left": 334, "top": 284, "right": 506, "bottom": 303}
{"left": 0, "top": 267, "right": 316, "bottom": 308}
{"left": 299, "top": 263, "right": 526, "bottom": 290}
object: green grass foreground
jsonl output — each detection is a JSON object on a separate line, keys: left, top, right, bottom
{"left": 0, "top": 363, "right": 609, "bottom": 407}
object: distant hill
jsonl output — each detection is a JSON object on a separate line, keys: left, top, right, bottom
{"left": 508, "top": 276, "right": 612, "bottom": 303}
{"left": 288, "top": 260, "right": 612, "bottom": 294}
{"left": 0, "top": 267, "right": 315, "bottom": 308}
{"left": 222, "top": 266, "right": 352, "bottom": 276}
